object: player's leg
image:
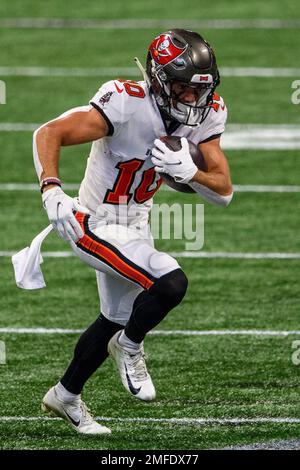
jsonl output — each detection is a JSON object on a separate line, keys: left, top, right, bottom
{"left": 42, "top": 312, "right": 123, "bottom": 434}
{"left": 108, "top": 259, "right": 188, "bottom": 401}
{"left": 72, "top": 213, "right": 188, "bottom": 340}
{"left": 76, "top": 218, "right": 188, "bottom": 401}
{"left": 71, "top": 212, "right": 157, "bottom": 290}
{"left": 42, "top": 212, "right": 132, "bottom": 434}
{"left": 42, "top": 269, "right": 146, "bottom": 430}
{"left": 124, "top": 266, "right": 188, "bottom": 343}
{"left": 43, "top": 213, "right": 150, "bottom": 434}
{"left": 60, "top": 312, "right": 123, "bottom": 394}
{"left": 64, "top": 213, "right": 188, "bottom": 401}
{"left": 98, "top": 269, "right": 160, "bottom": 401}
{"left": 56, "top": 270, "right": 143, "bottom": 397}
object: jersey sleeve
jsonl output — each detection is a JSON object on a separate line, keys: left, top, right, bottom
{"left": 89, "top": 80, "right": 135, "bottom": 136}
{"left": 199, "top": 94, "right": 227, "bottom": 144}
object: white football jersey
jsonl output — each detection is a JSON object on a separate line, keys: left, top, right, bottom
{"left": 78, "top": 79, "right": 227, "bottom": 224}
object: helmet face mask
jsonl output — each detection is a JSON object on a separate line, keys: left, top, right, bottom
{"left": 146, "top": 30, "right": 220, "bottom": 126}
{"left": 167, "top": 80, "right": 214, "bottom": 125}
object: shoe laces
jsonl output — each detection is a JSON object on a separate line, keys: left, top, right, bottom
{"left": 128, "top": 350, "right": 148, "bottom": 381}
{"left": 79, "top": 400, "right": 95, "bottom": 426}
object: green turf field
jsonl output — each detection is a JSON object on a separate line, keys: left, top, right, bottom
{"left": 0, "top": 0, "right": 300, "bottom": 451}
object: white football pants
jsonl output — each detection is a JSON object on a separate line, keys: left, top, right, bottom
{"left": 70, "top": 211, "right": 180, "bottom": 325}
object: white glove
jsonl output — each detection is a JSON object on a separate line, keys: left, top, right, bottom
{"left": 42, "top": 186, "right": 88, "bottom": 242}
{"left": 151, "top": 137, "right": 198, "bottom": 184}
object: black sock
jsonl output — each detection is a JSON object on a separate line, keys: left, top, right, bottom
{"left": 125, "top": 268, "right": 188, "bottom": 343}
{"left": 60, "top": 313, "right": 123, "bottom": 394}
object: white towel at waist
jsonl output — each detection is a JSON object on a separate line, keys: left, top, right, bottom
{"left": 12, "top": 225, "right": 53, "bottom": 290}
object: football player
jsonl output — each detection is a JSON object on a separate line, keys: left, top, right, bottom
{"left": 34, "top": 29, "right": 233, "bottom": 435}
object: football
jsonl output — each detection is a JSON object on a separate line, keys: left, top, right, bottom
{"left": 159, "top": 136, "right": 207, "bottom": 193}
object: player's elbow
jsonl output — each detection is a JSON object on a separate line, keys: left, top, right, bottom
{"left": 217, "top": 181, "right": 233, "bottom": 207}
{"left": 208, "top": 183, "right": 233, "bottom": 207}
{"left": 216, "top": 190, "right": 233, "bottom": 207}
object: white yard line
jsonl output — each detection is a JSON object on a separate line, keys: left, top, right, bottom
{"left": 221, "top": 125, "right": 300, "bottom": 150}
{"left": 0, "top": 328, "right": 299, "bottom": 336}
{"left": 168, "top": 252, "right": 300, "bottom": 259}
{"left": 2, "top": 183, "right": 75, "bottom": 191}
{"left": 233, "top": 185, "right": 300, "bottom": 193}
{"left": 1, "top": 123, "right": 300, "bottom": 150}
{"left": 1, "top": 66, "right": 299, "bottom": 77}
{"left": 1, "top": 183, "right": 300, "bottom": 193}
{"left": 0, "top": 18, "right": 300, "bottom": 29}
{"left": 0, "top": 416, "right": 299, "bottom": 425}
{"left": 1, "top": 251, "right": 300, "bottom": 259}
{"left": 220, "top": 67, "right": 300, "bottom": 77}
{"left": 0, "top": 183, "right": 80, "bottom": 191}
{"left": 0, "top": 123, "right": 39, "bottom": 131}
{"left": 2, "top": 123, "right": 299, "bottom": 132}
{"left": 0, "top": 66, "right": 138, "bottom": 77}
{"left": 0, "top": 251, "right": 75, "bottom": 258}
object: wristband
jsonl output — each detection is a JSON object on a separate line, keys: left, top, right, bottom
{"left": 40, "top": 177, "right": 62, "bottom": 193}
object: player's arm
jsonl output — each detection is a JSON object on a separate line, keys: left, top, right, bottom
{"left": 33, "top": 107, "right": 109, "bottom": 242}
{"left": 34, "top": 107, "right": 109, "bottom": 184}
{"left": 190, "top": 137, "right": 233, "bottom": 195}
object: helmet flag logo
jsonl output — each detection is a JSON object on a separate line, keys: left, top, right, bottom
{"left": 149, "top": 34, "right": 187, "bottom": 66}
{"left": 157, "top": 39, "right": 170, "bottom": 52}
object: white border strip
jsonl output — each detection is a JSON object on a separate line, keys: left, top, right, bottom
{"left": 1, "top": 18, "right": 300, "bottom": 29}
{"left": 1, "top": 251, "right": 300, "bottom": 259}
{"left": 0, "top": 416, "right": 299, "bottom": 425}
{"left": 1, "top": 183, "right": 300, "bottom": 193}
{"left": 1, "top": 66, "right": 299, "bottom": 78}
{"left": 0, "top": 328, "right": 299, "bottom": 336}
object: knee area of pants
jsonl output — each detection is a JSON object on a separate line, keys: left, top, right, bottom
{"left": 152, "top": 269, "right": 188, "bottom": 304}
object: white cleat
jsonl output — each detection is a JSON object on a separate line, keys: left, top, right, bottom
{"left": 41, "top": 386, "right": 111, "bottom": 435}
{"left": 108, "top": 331, "right": 156, "bottom": 402}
